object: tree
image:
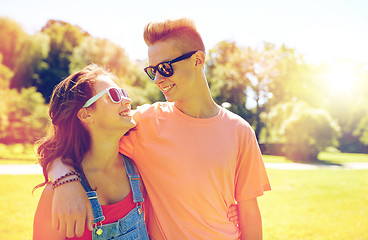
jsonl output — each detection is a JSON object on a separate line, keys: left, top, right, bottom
{"left": 242, "top": 42, "right": 278, "bottom": 139}
{"left": 266, "top": 101, "right": 341, "bottom": 161}
{"left": 354, "top": 114, "right": 368, "bottom": 146}
{"left": 206, "top": 41, "right": 251, "bottom": 121}
{"left": 318, "top": 61, "right": 368, "bottom": 153}
{"left": 69, "top": 37, "right": 129, "bottom": 76}
{"left": 352, "top": 64, "right": 368, "bottom": 150}
{"left": 0, "top": 17, "right": 27, "bottom": 70}
{"left": 0, "top": 54, "right": 13, "bottom": 89}
{"left": 10, "top": 33, "right": 50, "bottom": 89}
{"left": 0, "top": 87, "right": 49, "bottom": 144}
{"left": 206, "top": 41, "right": 309, "bottom": 140}
{"left": 69, "top": 36, "right": 164, "bottom": 108}
{"left": 0, "top": 55, "right": 48, "bottom": 144}
{"left": 35, "top": 20, "right": 88, "bottom": 102}
{"left": 268, "top": 45, "right": 316, "bottom": 106}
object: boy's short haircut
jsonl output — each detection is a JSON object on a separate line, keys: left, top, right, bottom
{"left": 143, "top": 18, "right": 206, "bottom": 54}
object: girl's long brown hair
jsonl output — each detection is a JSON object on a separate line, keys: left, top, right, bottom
{"left": 35, "top": 64, "right": 117, "bottom": 189}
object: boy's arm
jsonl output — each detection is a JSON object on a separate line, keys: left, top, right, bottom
{"left": 48, "top": 158, "right": 94, "bottom": 237}
{"left": 238, "top": 198, "right": 262, "bottom": 240}
{"left": 33, "top": 184, "right": 65, "bottom": 240}
{"left": 46, "top": 157, "right": 75, "bottom": 182}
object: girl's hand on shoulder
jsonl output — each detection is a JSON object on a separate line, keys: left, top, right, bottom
{"left": 228, "top": 203, "right": 239, "bottom": 227}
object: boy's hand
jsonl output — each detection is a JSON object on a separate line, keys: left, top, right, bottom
{"left": 52, "top": 180, "right": 93, "bottom": 237}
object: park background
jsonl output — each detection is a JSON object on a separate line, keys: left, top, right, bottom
{"left": 0, "top": 0, "right": 367, "bottom": 239}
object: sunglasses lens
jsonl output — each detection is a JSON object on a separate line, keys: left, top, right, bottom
{"left": 146, "top": 67, "right": 156, "bottom": 80}
{"left": 158, "top": 63, "right": 173, "bottom": 77}
{"left": 121, "top": 89, "right": 129, "bottom": 98}
{"left": 108, "top": 88, "right": 122, "bottom": 102}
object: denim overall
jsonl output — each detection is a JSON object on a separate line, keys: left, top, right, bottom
{"left": 80, "top": 154, "right": 150, "bottom": 240}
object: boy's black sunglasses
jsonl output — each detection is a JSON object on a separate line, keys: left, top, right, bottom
{"left": 144, "top": 51, "right": 197, "bottom": 80}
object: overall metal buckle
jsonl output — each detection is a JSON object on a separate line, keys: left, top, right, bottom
{"left": 94, "top": 221, "right": 103, "bottom": 235}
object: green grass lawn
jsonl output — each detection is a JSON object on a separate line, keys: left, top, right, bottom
{"left": 2, "top": 152, "right": 367, "bottom": 165}
{"left": 1, "top": 150, "right": 368, "bottom": 239}
{"left": 263, "top": 152, "right": 368, "bottom": 163}
{"left": 259, "top": 169, "right": 368, "bottom": 240}
{"left": 0, "top": 144, "right": 37, "bottom": 161}
{"left": 0, "top": 175, "right": 43, "bottom": 240}
{"left": 1, "top": 141, "right": 367, "bottom": 164}
{"left": 1, "top": 169, "right": 368, "bottom": 239}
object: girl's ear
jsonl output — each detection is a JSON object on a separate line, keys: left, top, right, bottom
{"left": 77, "top": 108, "right": 93, "bottom": 124}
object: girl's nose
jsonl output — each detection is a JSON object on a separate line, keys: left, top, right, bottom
{"left": 121, "top": 96, "right": 131, "bottom": 105}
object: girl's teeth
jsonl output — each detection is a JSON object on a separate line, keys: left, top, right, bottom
{"left": 120, "top": 111, "right": 130, "bottom": 116}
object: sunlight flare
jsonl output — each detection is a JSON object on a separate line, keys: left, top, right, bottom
{"left": 324, "top": 63, "right": 361, "bottom": 95}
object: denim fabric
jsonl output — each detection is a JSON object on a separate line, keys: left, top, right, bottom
{"left": 86, "top": 191, "right": 105, "bottom": 223}
{"left": 92, "top": 205, "right": 148, "bottom": 240}
{"left": 80, "top": 154, "right": 149, "bottom": 240}
{"left": 123, "top": 155, "right": 144, "bottom": 203}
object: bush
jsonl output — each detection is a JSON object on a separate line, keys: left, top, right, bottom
{"left": 266, "top": 101, "right": 341, "bottom": 162}
{"left": 281, "top": 102, "right": 341, "bottom": 161}
{"left": 0, "top": 87, "right": 49, "bottom": 144}
{"left": 354, "top": 113, "right": 368, "bottom": 146}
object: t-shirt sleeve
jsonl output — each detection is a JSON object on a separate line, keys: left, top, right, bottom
{"left": 119, "top": 104, "right": 152, "bottom": 157}
{"left": 119, "top": 109, "right": 141, "bottom": 158}
{"left": 235, "top": 125, "right": 271, "bottom": 201}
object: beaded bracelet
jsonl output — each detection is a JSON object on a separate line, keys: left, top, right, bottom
{"left": 53, "top": 171, "right": 80, "bottom": 185}
{"left": 52, "top": 177, "right": 81, "bottom": 189}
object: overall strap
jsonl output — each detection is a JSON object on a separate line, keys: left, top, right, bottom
{"left": 122, "top": 155, "right": 144, "bottom": 203}
{"left": 80, "top": 173, "right": 105, "bottom": 224}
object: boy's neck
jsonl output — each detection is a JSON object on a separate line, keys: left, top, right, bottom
{"left": 174, "top": 96, "right": 220, "bottom": 119}
{"left": 174, "top": 74, "right": 220, "bottom": 118}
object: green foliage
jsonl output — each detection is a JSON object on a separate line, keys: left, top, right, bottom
{"left": 267, "top": 101, "right": 341, "bottom": 161}
{"left": 0, "top": 143, "right": 36, "bottom": 161}
{"left": 69, "top": 37, "right": 164, "bottom": 107}
{"left": 35, "top": 20, "right": 87, "bottom": 102}
{"left": 0, "top": 17, "right": 27, "bottom": 70}
{"left": 354, "top": 65, "right": 368, "bottom": 147}
{"left": 354, "top": 113, "right": 368, "bottom": 145}
{"left": 0, "top": 25, "right": 51, "bottom": 145}
{"left": 206, "top": 41, "right": 309, "bottom": 140}
{"left": 0, "top": 87, "right": 49, "bottom": 144}
{"left": 319, "top": 62, "right": 368, "bottom": 152}
{"left": 206, "top": 41, "right": 250, "bottom": 120}
{"left": 268, "top": 45, "right": 319, "bottom": 106}
{"left": 10, "top": 33, "right": 50, "bottom": 89}
{"left": 0, "top": 54, "right": 14, "bottom": 88}
{"left": 1, "top": 16, "right": 367, "bottom": 153}
{"left": 245, "top": 43, "right": 313, "bottom": 139}
{"left": 69, "top": 37, "right": 129, "bottom": 76}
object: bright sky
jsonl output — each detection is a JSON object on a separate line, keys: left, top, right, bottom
{"left": 1, "top": 0, "right": 368, "bottom": 64}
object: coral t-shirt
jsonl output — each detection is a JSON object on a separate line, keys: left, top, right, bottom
{"left": 119, "top": 102, "right": 271, "bottom": 239}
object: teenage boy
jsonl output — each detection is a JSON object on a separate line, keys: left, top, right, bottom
{"left": 48, "top": 18, "right": 271, "bottom": 239}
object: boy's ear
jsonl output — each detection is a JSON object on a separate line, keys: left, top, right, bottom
{"left": 195, "top": 51, "right": 205, "bottom": 66}
{"left": 77, "top": 108, "right": 93, "bottom": 124}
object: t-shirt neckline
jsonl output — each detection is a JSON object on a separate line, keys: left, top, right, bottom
{"left": 167, "top": 102, "right": 223, "bottom": 124}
